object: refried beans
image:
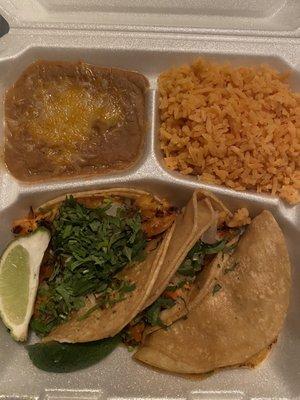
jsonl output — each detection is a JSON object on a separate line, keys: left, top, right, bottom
{"left": 5, "top": 61, "right": 149, "bottom": 181}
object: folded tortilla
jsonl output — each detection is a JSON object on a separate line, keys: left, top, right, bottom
{"left": 142, "top": 190, "right": 231, "bottom": 332}
{"left": 135, "top": 210, "right": 291, "bottom": 375}
{"left": 29, "top": 188, "right": 176, "bottom": 343}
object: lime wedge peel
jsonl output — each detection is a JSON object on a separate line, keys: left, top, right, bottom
{"left": 0, "top": 228, "right": 50, "bottom": 341}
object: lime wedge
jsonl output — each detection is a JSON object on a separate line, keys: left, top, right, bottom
{"left": 0, "top": 228, "right": 50, "bottom": 341}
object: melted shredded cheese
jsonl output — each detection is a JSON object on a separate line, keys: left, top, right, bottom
{"left": 25, "top": 81, "right": 123, "bottom": 164}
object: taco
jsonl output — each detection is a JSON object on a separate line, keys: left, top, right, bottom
{"left": 13, "top": 188, "right": 177, "bottom": 343}
{"left": 134, "top": 210, "right": 291, "bottom": 375}
{"left": 122, "top": 190, "right": 247, "bottom": 344}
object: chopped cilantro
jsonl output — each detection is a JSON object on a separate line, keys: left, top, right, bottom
{"left": 177, "top": 239, "right": 227, "bottom": 277}
{"left": 177, "top": 225, "right": 246, "bottom": 279}
{"left": 31, "top": 196, "right": 146, "bottom": 336}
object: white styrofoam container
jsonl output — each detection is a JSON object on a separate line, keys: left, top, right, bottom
{"left": 0, "top": 1, "right": 299, "bottom": 399}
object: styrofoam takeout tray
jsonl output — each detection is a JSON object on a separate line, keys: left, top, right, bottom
{"left": 0, "top": 1, "right": 299, "bottom": 399}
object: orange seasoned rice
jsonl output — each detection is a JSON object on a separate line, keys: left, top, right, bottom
{"left": 159, "top": 58, "right": 300, "bottom": 204}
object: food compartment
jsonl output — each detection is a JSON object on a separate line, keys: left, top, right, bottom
{"left": 0, "top": 47, "right": 157, "bottom": 185}
{"left": 0, "top": 175, "right": 299, "bottom": 399}
{"left": 152, "top": 52, "right": 300, "bottom": 206}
